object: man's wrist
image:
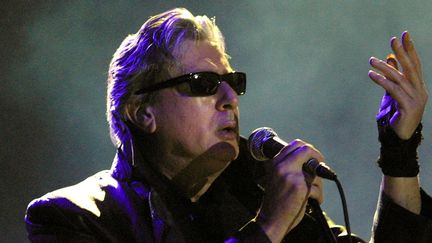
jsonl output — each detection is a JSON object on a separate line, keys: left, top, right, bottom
{"left": 377, "top": 122, "right": 422, "bottom": 177}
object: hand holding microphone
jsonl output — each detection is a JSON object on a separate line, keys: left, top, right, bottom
{"left": 247, "top": 127, "right": 329, "bottom": 242}
{"left": 248, "top": 127, "right": 337, "bottom": 180}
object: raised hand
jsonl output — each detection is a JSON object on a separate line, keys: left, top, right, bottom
{"left": 369, "top": 31, "right": 428, "bottom": 139}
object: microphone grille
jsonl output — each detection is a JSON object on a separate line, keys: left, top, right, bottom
{"left": 247, "top": 127, "right": 277, "bottom": 161}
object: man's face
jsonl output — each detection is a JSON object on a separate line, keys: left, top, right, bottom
{"left": 149, "top": 40, "right": 240, "bottom": 180}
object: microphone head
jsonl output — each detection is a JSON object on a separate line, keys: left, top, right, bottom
{"left": 247, "top": 127, "right": 278, "bottom": 161}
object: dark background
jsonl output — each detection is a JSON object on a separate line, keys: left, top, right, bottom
{"left": 2, "top": 1, "right": 432, "bottom": 242}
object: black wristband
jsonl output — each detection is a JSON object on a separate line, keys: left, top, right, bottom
{"left": 377, "top": 121, "right": 423, "bottom": 177}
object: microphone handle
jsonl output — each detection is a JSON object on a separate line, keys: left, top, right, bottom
{"left": 263, "top": 136, "right": 286, "bottom": 158}
{"left": 263, "top": 137, "right": 337, "bottom": 180}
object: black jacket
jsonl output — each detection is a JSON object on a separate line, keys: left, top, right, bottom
{"left": 25, "top": 138, "right": 432, "bottom": 242}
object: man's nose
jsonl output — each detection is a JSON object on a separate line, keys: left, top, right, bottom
{"left": 216, "top": 82, "right": 239, "bottom": 111}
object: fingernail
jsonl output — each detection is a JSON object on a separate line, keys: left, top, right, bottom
{"left": 368, "top": 70, "right": 381, "bottom": 80}
{"left": 369, "top": 57, "right": 377, "bottom": 65}
{"left": 402, "top": 31, "right": 410, "bottom": 39}
{"left": 402, "top": 31, "right": 412, "bottom": 44}
{"left": 390, "top": 37, "right": 397, "bottom": 47}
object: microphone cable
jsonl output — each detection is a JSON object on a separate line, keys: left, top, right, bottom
{"left": 334, "top": 175, "right": 352, "bottom": 243}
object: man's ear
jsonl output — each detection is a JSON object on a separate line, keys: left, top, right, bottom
{"left": 125, "top": 98, "right": 156, "bottom": 134}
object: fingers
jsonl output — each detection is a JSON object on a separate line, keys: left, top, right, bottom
{"left": 369, "top": 57, "right": 415, "bottom": 98}
{"left": 369, "top": 31, "right": 425, "bottom": 98}
{"left": 272, "top": 139, "right": 325, "bottom": 173}
{"left": 401, "top": 31, "right": 422, "bottom": 80}
{"left": 270, "top": 139, "right": 325, "bottom": 202}
{"left": 390, "top": 36, "right": 421, "bottom": 89}
{"left": 376, "top": 91, "right": 396, "bottom": 121}
{"left": 369, "top": 31, "right": 428, "bottom": 139}
{"left": 368, "top": 69, "right": 410, "bottom": 103}
{"left": 257, "top": 139, "right": 325, "bottom": 239}
{"left": 377, "top": 54, "right": 398, "bottom": 113}
{"left": 369, "top": 31, "right": 428, "bottom": 103}
{"left": 391, "top": 32, "right": 425, "bottom": 91}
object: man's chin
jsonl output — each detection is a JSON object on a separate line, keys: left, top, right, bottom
{"left": 172, "top": 142, "right": 237, "bottom": 192}
{"left": 207, "top": 141, "right": 239, "bottom": 162}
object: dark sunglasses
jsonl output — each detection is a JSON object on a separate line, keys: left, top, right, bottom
{"left": 135, "top": 71, "right": 246, "bottom": 96}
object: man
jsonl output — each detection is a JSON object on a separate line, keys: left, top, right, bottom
{"left": 25, "top": 8, "right": 432, "bottom": 242}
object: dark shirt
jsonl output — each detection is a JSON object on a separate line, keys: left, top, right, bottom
{"left": 25, "top": 138, "right": 432, "bottom": 242}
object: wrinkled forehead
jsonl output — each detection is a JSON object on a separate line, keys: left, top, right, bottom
{"left": 173, "top": 40, "right": 232, "bottom": 75}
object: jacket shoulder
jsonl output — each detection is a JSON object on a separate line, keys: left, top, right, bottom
{"left": 26, "top": 170, "right": 116, "bottom": 219}
{"left": 25, "top": 171, "right": 122, "bottom": 237}
{"left": 25, "top": 170, "right": 154, "bottom": 241}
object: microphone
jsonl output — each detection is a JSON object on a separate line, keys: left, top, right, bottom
{"left": 248, "top": 127, "right": 337, "bottom": 180}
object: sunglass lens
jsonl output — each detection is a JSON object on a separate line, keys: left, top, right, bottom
{"left": 190, "top": 73, "right": 220, "bottom": 95}
{"left": 226, "top": 73, "right": 246, "bottom": 95}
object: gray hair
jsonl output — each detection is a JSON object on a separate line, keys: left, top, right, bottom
{"left": 106, "top": 8, "right": 227, "bottom": 164}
